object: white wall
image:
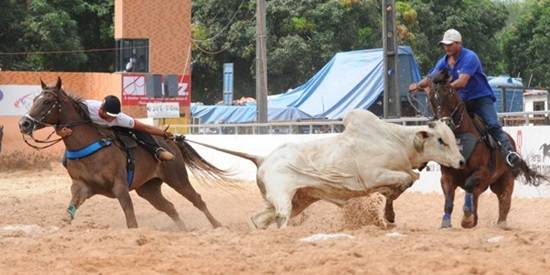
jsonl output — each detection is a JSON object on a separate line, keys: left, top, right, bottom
{"left": 187, "top": 126, "right": 550, "bottom": 198}
{"left": 524, "top": 94, "right": 548, "bottom": 112}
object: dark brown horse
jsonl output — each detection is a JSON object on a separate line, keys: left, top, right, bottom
{"left": 428, "top": 69, "right": 547, "bottom": 229}
{"left": 19, "top": 78, "right": 230, "bottom": 229}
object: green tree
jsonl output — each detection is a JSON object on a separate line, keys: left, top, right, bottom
{"left": 501, "top": 0, "right": 550, "bottom": 88}
{"left": 0, "top": 0, "right": 114, "bottom": 72}
{"left": 191, "top": 0, "right": 381, "bottom": 104}
{"left": 0, "top": 0, "right": 31, "bottom": 70}
{"left": 398, "top": 0, "right": 508, "bottom": 76}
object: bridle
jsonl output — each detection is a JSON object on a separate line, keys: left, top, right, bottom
{"left": 432, "top": 82, "right": 465, "bottom": 131}
{"left": 22, "top": 89, "right": 91, "bottom": 150}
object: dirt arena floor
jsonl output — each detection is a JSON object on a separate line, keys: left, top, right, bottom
{"left": 1, "top": 163, "right": 550, "bottom": 274}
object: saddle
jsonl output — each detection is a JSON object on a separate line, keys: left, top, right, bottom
{"left": 112, "top": 129, "right": 138, "bottom": 187}
{"left": 469, "top": 113, "right": 499, "bottom": 150}
{"left": 456, "top": 113, "right": 499, "bottom": 172}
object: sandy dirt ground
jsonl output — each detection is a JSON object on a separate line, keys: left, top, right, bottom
{"left": 1, "top": 163, "right": 550, "bottom": 275}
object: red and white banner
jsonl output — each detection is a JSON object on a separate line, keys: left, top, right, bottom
{"left": 121, "top": 74, "right": 191, "bottom": 106}
{"left": 0, "top": 85, "right": 42, "bottom": 116}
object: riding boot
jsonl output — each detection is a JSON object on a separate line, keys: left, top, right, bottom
{"left": 130, "top": 129, "right": 175, "bottom": 161}
{"left": 489, "top": 128, "right": 521, "bottom": 169}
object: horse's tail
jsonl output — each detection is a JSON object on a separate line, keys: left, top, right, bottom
{"left": 174, "top": 139, "right": 234, "bottom": 182}
{"left": 184, "top": 138, "right": 263, "bottom": 167}
{"left": 517, "top": 159, "right": 549, "bottom": 187}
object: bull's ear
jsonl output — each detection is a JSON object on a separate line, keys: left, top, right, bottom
{"left": 414, "top": 130, "right": 430, "bottom": 153}
{"left": 428, "top": 121, "right": 437, "bottom": 128}
{"left": 40, "top": 79, "right": 47, "bottom": 90}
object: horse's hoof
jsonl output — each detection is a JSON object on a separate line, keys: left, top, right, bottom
{"left": 61, "top": 214, "right": 73, "bottom": 225}
{"left": 497, "top": 221, "right": 510, "bottom": 230}
{"left": 441, "top": 219, "right": 452, "bottom": 229}
{"left": 461, "top": 215, "right": 476, "bottom": 228}
{"left": 175, "top": 221, "right": 187, "bottom": 231}
{"left": 384, "top": 221, "right": 396, "bottom": 229}
{"left": 212, "top": 222, "right": 222, "bottom": 229}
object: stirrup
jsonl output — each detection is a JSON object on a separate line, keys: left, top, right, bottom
{"left": 505, "top": 151, "right": 521, "bottom": 167}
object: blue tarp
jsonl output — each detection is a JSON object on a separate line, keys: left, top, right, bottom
{"left": 192, "top": 46, "right": 423, "bottom": 123}
{"left": 191, "top": 104, "right": 313, "bottom": 124}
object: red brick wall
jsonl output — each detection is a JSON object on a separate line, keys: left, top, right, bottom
{"left": 114, "top": 0, "right": 192, "bottom": 75}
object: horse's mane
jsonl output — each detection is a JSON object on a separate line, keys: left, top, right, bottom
{"left": 62, "top": 89, "right": 92, "bottom": 122}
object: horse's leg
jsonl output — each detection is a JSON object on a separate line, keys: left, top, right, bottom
{"left": 462, "top": 184, "right": 489, "bottom": 229}
{"left": 63, "top": 181, "right": 93, "bottom": 224}
{"left": 441, "top": 175, "right": 457, "bottom": 228}
{"left": 112, "top": 181, "right": 138, "bottom": 228}
{"left": 490, "top": 174, "right": 515, "bottom": 229}
{"left": 168, "top": 179, "right": 221, "bottom": 228}
{"left": 136, "top": 179, "right": 185, "bottom": 230}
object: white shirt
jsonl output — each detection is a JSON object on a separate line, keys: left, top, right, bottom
{"left": 83, "top": 100, "right": 135, "bottom": 128}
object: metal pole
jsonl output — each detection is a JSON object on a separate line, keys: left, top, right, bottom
{"left": 256, "top": 0, "right": 268, "bottom": 123}
{"left": 382, "top": 0, "right": 400, "bottom": 118}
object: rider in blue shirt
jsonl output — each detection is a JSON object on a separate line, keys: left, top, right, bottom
{"left": 409, "top": 29, "right": 521, "bottom": 168}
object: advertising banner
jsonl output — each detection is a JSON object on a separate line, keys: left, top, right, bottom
{"left": 0, "top": 85, "right": 42, "bottom": 116}
{"left": 121, "top": 74, "right": 191, "bottom": 106}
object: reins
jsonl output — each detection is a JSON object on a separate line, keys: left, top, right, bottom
{"left": 433, "top": 83, "right": 467, "bottom": 131}
{"left": 22, "top": 89, "right": 91, "bottom": 150}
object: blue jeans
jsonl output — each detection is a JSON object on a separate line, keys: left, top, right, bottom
{"left": 465, "top": 96, "right": 514, "bottom": 152}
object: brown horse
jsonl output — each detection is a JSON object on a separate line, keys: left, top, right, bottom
{"left": 19, "top": 78, "right": 230, "bottom": 229}
{"left": 428, "top": 69, "right": 547, "bottom": 229}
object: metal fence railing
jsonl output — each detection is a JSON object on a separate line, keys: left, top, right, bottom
{"left": 165, "top": 111, "right": 550, "bottom": 135}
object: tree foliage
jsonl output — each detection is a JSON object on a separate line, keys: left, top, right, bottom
{"left": 500, "top": 0, "right": 550, "bottom": 88}
{"left": 191, "top": 0, "right": 382, "bottom": 103}
{"left": 0, "top": 0, "right": 114, "bottom": 72}
{"left": 191, "top": 0, "right": 512, "bottom": 103}
{"left": 397, "top": 0, "right": 508, "bottom": 76}
{"left": 1, "top": 0, "right": 549, "bottom": 104}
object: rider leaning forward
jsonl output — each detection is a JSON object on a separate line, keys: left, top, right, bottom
{"left": 58, "top": 95, "right": 175, "bottom": 161}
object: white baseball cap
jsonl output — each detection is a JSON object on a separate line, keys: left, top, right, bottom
{"left": 439, "top": 29, "right": 462, "bottom": 45}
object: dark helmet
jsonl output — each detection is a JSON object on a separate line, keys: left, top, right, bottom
{"left": 102, "top": 95, "right": 121, "bottom": 117}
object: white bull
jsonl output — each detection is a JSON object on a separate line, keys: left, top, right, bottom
{"left": 188, "top": 110, "right": 464, "bottom": 229}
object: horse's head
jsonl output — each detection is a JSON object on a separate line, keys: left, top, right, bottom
{"left": 428, "top": 68, "right": 464, "bottom": 130}
{"left": 19, "top": 77, "right": 68, "bottom": 135}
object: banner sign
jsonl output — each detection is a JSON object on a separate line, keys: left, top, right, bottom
{"left": 146, "top": 102, "right": 180, "bottom": 118}
{"left": 0, "top": 85, "right": 42, "bottom": 116}
{"left": 121, "top": 74, "right": 191, "bottom": 106}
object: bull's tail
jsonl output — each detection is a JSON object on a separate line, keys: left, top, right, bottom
{"left": 517, "top": 158, "right": 549, "bottom": 187}
{"left": 174, "top": 139, "right": 233, "bottom": 182}
{"left": 184, "top": 138, "right": 263, "bottom": 167}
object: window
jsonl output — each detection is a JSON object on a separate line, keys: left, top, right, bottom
{"left": 116, "top": 39, "right": 149, "bottom": 72}
{"left": 533, "top": 101, "right": 546, "bottom": 111}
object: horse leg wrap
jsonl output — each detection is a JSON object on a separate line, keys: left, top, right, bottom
{"left": 67, "top": 203, "right": 77, "bottom": 220}
{"left": 464, "top": 177, "right": 476, "bottom": 193}
{"left": 441, "top": 199, "right": 453, "bottom": 228}
{"left": 463, "top": 192, "right": 473, "bottom": 215}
